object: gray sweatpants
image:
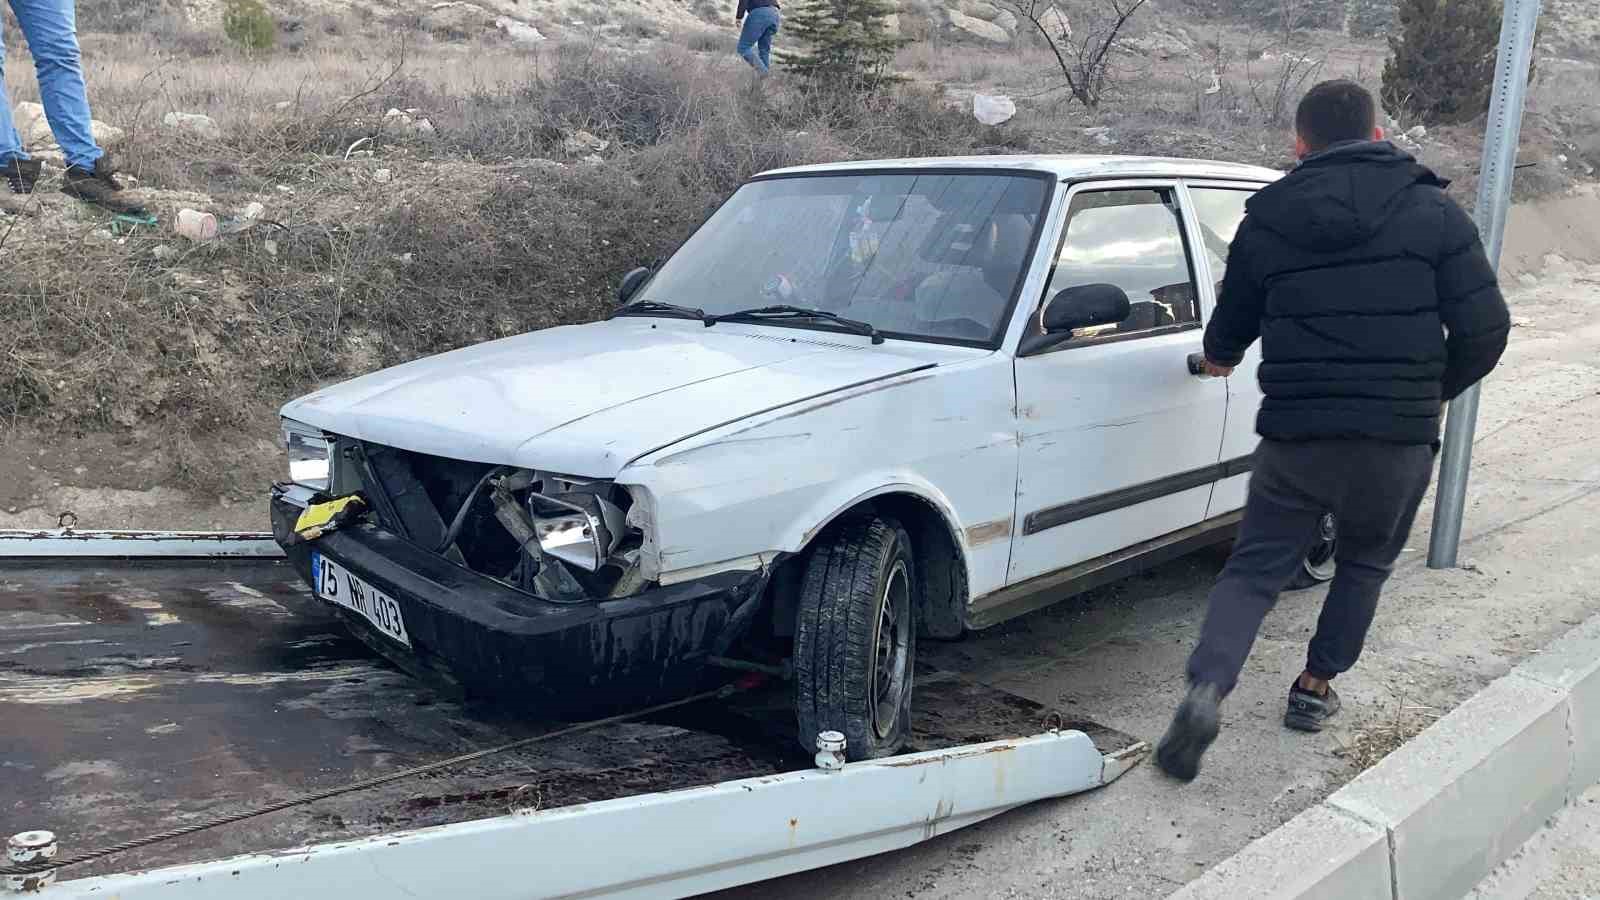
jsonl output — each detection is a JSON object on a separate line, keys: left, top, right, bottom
{"left": 1186, "top": 439, "right": 1435, "bottom": 696}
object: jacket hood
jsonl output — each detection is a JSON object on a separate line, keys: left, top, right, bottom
{"left": 1245, "top": 141, "right": 1447, "bottom": 251}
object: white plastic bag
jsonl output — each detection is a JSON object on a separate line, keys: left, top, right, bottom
{"left": 973, "top": 93, "right": 1017, "bottom": 127}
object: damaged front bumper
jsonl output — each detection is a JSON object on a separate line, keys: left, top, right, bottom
{"left": 270, "top": 488, "right": 768, "bottom": 713}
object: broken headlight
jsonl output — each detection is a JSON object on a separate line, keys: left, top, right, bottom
{"left": 281, "top": 418, "right": 332, "bottom": 491}
{"left": 530, "top": 491, "right": 627, "bottom": 572}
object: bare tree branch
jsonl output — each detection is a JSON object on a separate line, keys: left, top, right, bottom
{"left": 1005, "top": 0, "right": 1149, "bottom": 109}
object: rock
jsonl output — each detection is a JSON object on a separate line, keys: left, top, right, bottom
{"left": 427, "top": 1, "right": 495, "bottom": 34}
{"left": 1516, "top": 273, "right": 1539, "bottom": 288}
{"left": 947, "top": 9, "right": 1010, "bottom": 43}
{"left": 272, "top": 100, "right": 294, "bottom": 112}
{"left": 1406, "top": 124, "right": 1427, "bottom": 141}
{"left": 1083, "top": 125, "right": 1117, "bottom": 147}
{"left": 991, "top": 8, "right": 1017, "bottom": 33}
{"left": 163, "top": 111, "right": 222, "bottom": 141}
{"left": 1124, "top": 32, "right": 1189, "bottom": 59}
{"left": 562, "top": 129, "right": 610, "bottom": 156}
{"left": 383, "top": 108, "right": 435, "bottom": 135}
{"left": 581, "top": 154, "right": 605, "bottom": 166}
{"left": 263, "top": 239, "right": 279, "bottom": 258}
{"left": 372, "top": 168, "right": 393, "bottom": 183}
{"left": 12, "top": 101, "right": 46, "bottom": 146}
{"left": 494, "top": 15, "right": 545, "bottom": 44}
{"left": 1038, "top": 6, "right": 1071, "bottom": 41}
{"left": 91, "top": 121, "right": 125, "bottom": 147}
{"left": 973, "top": 93, "right": 1017, "bottom": 126}
{"left": 961, "top": 1, "right": 1002, "bottom": 19}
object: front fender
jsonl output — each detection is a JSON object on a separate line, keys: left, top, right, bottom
{"left": 619, "top": 357, "right": 1019, "bottom": 600}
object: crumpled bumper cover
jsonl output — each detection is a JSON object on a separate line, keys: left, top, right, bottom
{"left": 270, "top": 492, "right": 763, "bottom": 713}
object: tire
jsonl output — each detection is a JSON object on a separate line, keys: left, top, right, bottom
{"left": 1286, "top": 512, "right": 1338, "bottom": 592}
{"left": 794, "top": 516, "right": 917, "bottom": 761}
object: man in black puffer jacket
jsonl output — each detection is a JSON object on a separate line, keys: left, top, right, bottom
{"left": 1156, "top": 80, "right": 1510, "bottom": 782}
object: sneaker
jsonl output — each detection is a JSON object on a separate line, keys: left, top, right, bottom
{"left": 1285, "top": 681, "right": 1341, "bottom": 733}
{"left": 1156, "top": 683, "right": 1222, "bottom": 782}
{"left": 3, "top": 157, "right": 41, "bottom": 195}
{"left": 61, "top": 154, "right": 146, "bottom": 215}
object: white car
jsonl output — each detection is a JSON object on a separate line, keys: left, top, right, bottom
{"left": 270, "top": 155, "right": 1336, "bottom": 760}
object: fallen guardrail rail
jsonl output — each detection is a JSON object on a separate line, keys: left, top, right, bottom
{"left": 0, "top": 529, "right": 282, "bottom": 559}
{"left": 9, "top": 724, "right": 1145, "bottom": 898}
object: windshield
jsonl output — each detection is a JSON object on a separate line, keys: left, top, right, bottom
{"left": 633, "top": 171, "right": 1050, "bottom": 345}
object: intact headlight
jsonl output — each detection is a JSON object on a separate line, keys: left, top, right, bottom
{"left": 281, "top": 418, "right": 332, "bottom": 491}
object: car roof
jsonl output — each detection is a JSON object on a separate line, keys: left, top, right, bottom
{"left": 758, "top": 154, "right": 1284, "bottom": 184}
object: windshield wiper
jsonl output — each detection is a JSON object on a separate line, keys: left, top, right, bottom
{"left": 610, "top": 299, "right": 708, "bottom": 322}
{"left": 704, "top": 305, "right": 885, "bottom": 344}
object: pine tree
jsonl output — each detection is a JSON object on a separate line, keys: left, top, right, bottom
{"left": 784, "top": 0, "right": 907, "bottom": 91}
{"left": 1347, "top": 0, "right": 1398, "bottom": 39}
{"left": 1381, "top": 0, "right": 1501, "bottom": 124}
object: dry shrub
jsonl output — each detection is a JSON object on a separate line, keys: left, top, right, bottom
{"left": 0, "top": 36, "right": 1036, "bottom": 492}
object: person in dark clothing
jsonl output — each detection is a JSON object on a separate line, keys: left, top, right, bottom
{"left": 735, "top": 0, "right": 781, "bottom": 74}
{"left": 1156, "top": 79, "right": 1510, "bottom": 782}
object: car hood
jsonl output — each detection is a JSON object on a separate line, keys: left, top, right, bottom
{"left": 281, "top": 318, "right": 951, "bottom": 477}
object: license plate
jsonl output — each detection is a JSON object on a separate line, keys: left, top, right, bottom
{"left": 311, "top": 553, "right": 411, "bottom": 648}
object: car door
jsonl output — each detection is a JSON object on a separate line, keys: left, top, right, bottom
{"left": 999, "top": 181, "right": 1229, "bottom": 593}
{"left": 1181, "top": 181, "right": 1268, "bottom": 517}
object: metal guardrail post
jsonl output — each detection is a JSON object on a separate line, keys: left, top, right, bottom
{"left": 5, "top": 831, "right": 57, "bottom": 893}
{"left": 1427, "top": 0, "right": 1543, "bottom": 569}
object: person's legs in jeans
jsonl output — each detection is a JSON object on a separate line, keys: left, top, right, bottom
{"left": 738, "top": 8, "right": 778, "bottom": 74}
{"left": 11, "top": 0, "right": 101, "bottom": 171}
{"left": 1158, "top": 440, "right": 1329, "bottom": 781}
{"left": 1302, "top": 443, "right": 1434, "bottom": 686}
{"left": 0, "top": 17, "right": 29, "bottom": 164}
{"left": 757, "top": 13, "right": 778, "bottom": 71}
{"left": 1185, "top": 442, "right": 1330, "bottom": 695}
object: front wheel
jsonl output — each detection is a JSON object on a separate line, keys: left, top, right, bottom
{"left": 794, "top": 516, "right": 917, "bottom": 761}
{"left": 1286, "top": 512, "right": 1338, "bottom": 591}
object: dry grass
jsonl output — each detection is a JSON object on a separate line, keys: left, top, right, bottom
{"left": 1332, "top": 697, "right": 1439, "bottom": 771}
{"left": 0, "top": 22, "right": 1033, "bottom": 493}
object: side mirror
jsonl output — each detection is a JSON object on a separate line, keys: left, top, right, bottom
{"left": 618, "top": 266, "right": 652, "bottom": 304}
{"left": 1041, "top": 283, "right": 1131, "bottom": 334}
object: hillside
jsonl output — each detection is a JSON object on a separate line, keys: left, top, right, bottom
{"left": 1, "top": 0, "right": 1597, "bottom": 531}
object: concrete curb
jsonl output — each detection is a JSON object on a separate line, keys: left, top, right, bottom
{"left": 1169, "top": 614, "right": 1600, "bottom": 900}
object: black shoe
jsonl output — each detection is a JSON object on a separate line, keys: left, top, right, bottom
{"left": 3, "top": 157, "right": 41, "bottom": 195}
{"left": 61, "top": 154, "right": 146, "bottom": 214}
{"left": 1285, "top": 682, "right": 1341, "bottom": 732}
{"left": 1156, "top": 683, "right": 1221, "bottom": 782}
